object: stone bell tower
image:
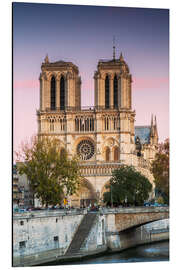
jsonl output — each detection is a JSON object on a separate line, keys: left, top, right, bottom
{"left": 39, "top": 54, "right": 81, "bottom": 111}
{"left": 94, "top": 52, "right": 132, "bottom": 110}
{"left": 93, "top": 51, "right": 135, "bottom": 165}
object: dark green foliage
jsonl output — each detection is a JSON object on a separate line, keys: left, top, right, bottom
{"left": 103, "top": 165, "right": 152, "bottom": 206}
{"left": 16, "top": 136, "right": 81, "bottom": 207}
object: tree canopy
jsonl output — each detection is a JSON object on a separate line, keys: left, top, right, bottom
{"left": 103, "top": 165, "right": 152, "bottom": 206}
{"left": 16, "top": 136, "right": 81, "bottom": 207}
{"left": 151, "top": 138, "right": 169, "bottom": 204}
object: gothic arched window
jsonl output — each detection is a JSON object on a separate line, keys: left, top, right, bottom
{"left": 50, "top": 76, "right": 56, "bottom": 110}
{"left": 105, "top": 147, "right": 110, "bottom": 161}
{"left": 114, "top": 146, "right": 119, "bottom": 161}
{"left": 60, "top": 76, "right": 65, "bottom": 110}
{"left": 114, "top": 75, "right": 118, "bottom": 108}
{"left": 105, "top": 76, "right": 110, "bottom": 109}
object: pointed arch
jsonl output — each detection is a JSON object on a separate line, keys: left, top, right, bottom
{"left": 70, "top": 178, "right": 96, "bottom": 207}
{"left": 105, "top": 75, "right": 110, "bottom": 109}
{"left": 114, "top": 74, "right": 118, "bottom": 108}
{"left": 60, "top": 75, "right": 65, "bottom": 110}
{"left": 50, "top": 76, "right": 56, "bottom": 110}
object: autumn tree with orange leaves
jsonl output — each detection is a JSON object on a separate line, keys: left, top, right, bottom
{"left": 151, "top": 139, "right": 169, "bottom": 204}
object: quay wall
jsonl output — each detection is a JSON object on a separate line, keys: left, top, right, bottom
{"left": 13, "top": 209, "right": 86, "bottom": 258}
{"left": 13, "top": 209, "right": 169, "bottom": 267}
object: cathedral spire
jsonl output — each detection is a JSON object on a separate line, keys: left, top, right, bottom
{"left": 120, "top": 52, "right": 124, "bottom": 61}
{"left": 113, "top": 36, "right": 116, "bottom": 61}
{"left": 44, "top": 54, "right": 49, "bottom": 64}
{"left": 151, "top": 114, "right": 153, "bottom": 127}
{"left": 150, "top": 114, "right": 154, "bottom": 139}
{"left": 154, "top": 115, "right": 158, "bottom": 135}
{"left": 154, "top": 115, "right": 157, "bottom": 127}
{"left": 154, "top": 115, "right": 159, "bottom": 144}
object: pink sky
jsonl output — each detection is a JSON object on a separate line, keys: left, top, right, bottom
{"left": 13, "top": 3, "right": 169, "bottom": 154}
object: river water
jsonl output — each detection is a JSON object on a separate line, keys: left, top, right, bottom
{"left": 54, "top": 241, "right": 169, "bottom": 265}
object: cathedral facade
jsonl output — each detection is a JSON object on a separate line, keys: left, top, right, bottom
{"left": 37, "top": 52, "right": 158, "bottom": 207}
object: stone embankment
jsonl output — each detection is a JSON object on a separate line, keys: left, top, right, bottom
{"left": 13, "top": 207, "right": 169, "bottom": 267}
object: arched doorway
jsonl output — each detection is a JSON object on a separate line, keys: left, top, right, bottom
{"left": 70, "top": 178, "right": 96, "bottom": 207}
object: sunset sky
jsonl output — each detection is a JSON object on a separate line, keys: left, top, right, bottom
{"left": 13, "top": 2, "right": 169, "bottom": 153}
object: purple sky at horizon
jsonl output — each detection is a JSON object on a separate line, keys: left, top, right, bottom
{"left": 13, "top": 3, "right": 169, "bottom": 154}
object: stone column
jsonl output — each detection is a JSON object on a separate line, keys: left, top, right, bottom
{"left": 45, "top": 79, "right": 50, "bottom": 109}
{"left": 101, "top": 78, "right": 105, "bottom": 108}
{"left": 128, "top": 77, "right": 132, "bottom": 109}
{"left": 120, "top": 77, "right": 124, "bottom": 108}
{"left": 94, "top": 74, "right": 98, "bottom": 107}
{"left": 123, "top": 78, "right": 127, "bottom": 108}
{"left": 65, "top": 77, "right": 69, "bottom": 108}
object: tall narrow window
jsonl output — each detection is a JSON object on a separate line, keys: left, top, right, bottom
{"left": 50, "top": 119, "right": 54, "bottom": 132}
{"left": 114, "top": 147, "right": 119, "bottom": 161}
{"left": 60, "top": 76, "right": 65, "bottom": 110}
{"left": 105, "top": 147, "right": 110, "bottom": 161}
{"left": 51, "top": 76, "right": 56, "bottom": 110}
{"left": 114, "top": 75, "right": 118, "bottom": 108}
{"left": 105, "top": 76, "right": 110, "bottom": 109}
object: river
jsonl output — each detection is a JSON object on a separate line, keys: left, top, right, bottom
{"left": 44, "top": 240, "right": 169, "bottom": 266}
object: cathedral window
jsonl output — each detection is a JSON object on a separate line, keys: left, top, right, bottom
{"left": 104, "top": 117, "right": 109, "bottom": 131}
{"left": 105, "top": 76, "right": 110, "bottom": 109}
{"left": 77, "top": 140, "right": 95, "bottom": 160}
{"left": 75, "top": 116, "right": 94, "bottom": 132}
{"left": 114, "top": 147, "right": 119, "bottom": 161}
{"left": 50, "top": 76, "right": 56, "bottom": 110}
{"left": 75, "top": 118, "right": 79, "bottom": 131}
{"left": 59, "top": 118, "right": 65, "bottom": 131}
{"left": 105, "top": 147, "right": 110, "bottom": 161}
{"left": 50, "top": 119, "right": 54, "bottom": 132}
{"left": 60, "top": 76, "right": 65, "bottom": 110}
{"left": 114, "top": 75, "right": 118, "bottom": 108}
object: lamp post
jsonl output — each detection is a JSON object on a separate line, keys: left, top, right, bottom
{"left": 110, "top": 184, "right": 113, "bottom": 208}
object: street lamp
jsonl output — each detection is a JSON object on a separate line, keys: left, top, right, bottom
{"left": 110, "top": 184, "right": 113, "bottom": 208}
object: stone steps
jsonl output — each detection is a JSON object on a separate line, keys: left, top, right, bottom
{"left": 65, "top": 212, "right": 98, "bottom": 255}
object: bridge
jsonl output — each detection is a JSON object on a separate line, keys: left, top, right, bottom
{"left": 13, "top": 206, "right": 169, "bottom": 267}
{"left": 103, "top": 207, "right": 169, "bottom": 233}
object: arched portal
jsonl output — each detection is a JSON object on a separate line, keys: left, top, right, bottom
{"left": 70, "top": 178, "right": 96, "bottom": 207}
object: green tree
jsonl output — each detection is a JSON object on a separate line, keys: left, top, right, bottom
{"left": 16, "top": 136, "right": 81, "bottom": 207}
{"left": 151, "top": 138, "right": 169, "bottom": 204}
{"left": 103, "top": 165, "right": 152, "bottom": 206}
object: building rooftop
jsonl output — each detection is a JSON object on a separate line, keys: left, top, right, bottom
{"left": 135, "top": 126, "right": 151, "bottom": 144}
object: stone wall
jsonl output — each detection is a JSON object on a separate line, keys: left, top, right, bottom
{"left": 13, "top": 209, "right": 169, "bottom": 267}
{"left": 13, "top": 210, "right": 85, "bottom": 258}
{"left": 81, "top": 214, "right": 106, "bottom": 252}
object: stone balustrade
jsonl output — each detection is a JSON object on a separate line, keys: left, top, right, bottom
{"left": 79, "top": 162, "right": 122, "bottom": 176}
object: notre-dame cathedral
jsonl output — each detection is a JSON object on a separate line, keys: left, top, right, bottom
{"left": 37, "top": 51, "right": 158, "bottom": 207}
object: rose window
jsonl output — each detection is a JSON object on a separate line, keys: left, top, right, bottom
{"left": 77, "top": 140, "right": 95, "bottom": 160}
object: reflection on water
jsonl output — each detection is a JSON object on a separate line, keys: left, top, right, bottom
{"left": 56, "top": 241, "right": 169, "bottom": 265}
